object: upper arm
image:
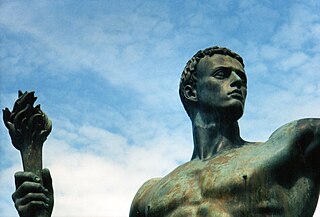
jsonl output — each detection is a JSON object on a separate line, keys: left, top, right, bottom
{"left": 296, "top": 119, "right": 320, "bottom": 165}
{"left": 129, "top": 178, "right": 161, "bottom": 217}
{"left": 269, "top": 118, "right": 320, "bottom": 168}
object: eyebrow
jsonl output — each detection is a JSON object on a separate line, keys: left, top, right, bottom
{"left": 212, "top": 66, "right": 247, "bottom": 83}
{"left": 212, "top": 66, "right": 245, "bottom": 74}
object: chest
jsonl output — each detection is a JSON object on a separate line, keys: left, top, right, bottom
{"left": 145, "top": 143, "right": 316, "bottom": 216}
{"left": 165, "top": 150, "right": 269, "bottom": 200}
{"left": 146, "top": 146, "right": 267, "bottom": 214}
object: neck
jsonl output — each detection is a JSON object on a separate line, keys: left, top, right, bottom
{"left": 191, "top": 110, "right": 244, "bottom": 160}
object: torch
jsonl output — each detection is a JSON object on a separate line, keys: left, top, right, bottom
{"left": 3, "top": 90, "right": 52, "bottom": 217}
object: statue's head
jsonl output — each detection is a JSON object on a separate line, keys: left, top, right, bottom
{"left": 179, "top": 46, "right": 247, "bottom": 121}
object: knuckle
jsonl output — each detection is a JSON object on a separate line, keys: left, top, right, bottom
{"left": 15, "top": 197, "right": 23, "bottom": 206}
{"left": 25, "top": 181, "right": 40, "bottom": 188}
{"left": 29, "top": 201, "right": 37, "bottom": 208}
{"left": 11, "top": 193, "right": 16, "bottom": 202}
{"left": 25, "top": 192, "right": 33, "bottom": 199}
{"left": 15, "top": 203, "right": 20, "bottom": 210}
{"left": 15, "top": 171, "right": 34, "bottom": 180}
{"left": 14, "top": 171, "right": 23, "bottom": 178}
{"left": 18, "top": 181, "right": 41, "bottom": 194}
{"left": 29, "top": 200, "right": 45, "bottom": 208}
{"left": 18, "top": 181, "right": 29, "bottom": 190}
{"left": 40, "top": 192, "right": 47, "bottom": 199}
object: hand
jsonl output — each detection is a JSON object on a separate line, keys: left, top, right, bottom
{"left": 12, "top": 169, "right": 54, "bottom": 217}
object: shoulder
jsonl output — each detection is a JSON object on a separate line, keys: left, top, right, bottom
{"left": 269, "top": 118, "right": 320, "bottom": 140}
{"left": 129, "top": 178, "right": 161, "bottom": 217}
{"left": 268, "top": 118, "right": 320, "bottom": 163}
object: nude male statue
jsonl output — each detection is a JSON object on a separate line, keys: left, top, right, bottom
{"left": 129, "top": 46, "right": 320, "bottom": 216}
{"left": 3, "top": 46, "right": 319, "bottom": 217}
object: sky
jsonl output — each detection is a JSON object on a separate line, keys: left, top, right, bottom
{"left": 1, "top": 0, "right": 320, "bottom": 216}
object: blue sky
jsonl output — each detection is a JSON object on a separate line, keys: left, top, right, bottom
{"left": 1, "top": 0, "right": 320, "bottom": 216}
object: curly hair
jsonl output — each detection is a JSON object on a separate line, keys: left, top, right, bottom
{"left": 179, "top": 46, "right": 245, "bottom": 118}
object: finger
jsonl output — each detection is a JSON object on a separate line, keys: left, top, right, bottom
{"left": 13, "top": 181, "right": 45, "bottom": 200}
{"left": 14, "top": 171, "right": 41, "bottom": 190}
{"left": 42, "top": 169, "right": 53, "bottom": 194}
{"left": 17, "top": 201, "right": 48, "bottom": 214}
{"left": 16, "top": 192, "right": 49, "bottom": 206}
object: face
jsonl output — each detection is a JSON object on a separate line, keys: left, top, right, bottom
{"left": 194, "top": 54, "right": 247, "bottom": 121}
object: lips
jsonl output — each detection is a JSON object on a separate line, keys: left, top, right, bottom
{"left": 228, "top": 89, "right": 243, "bottom": 101}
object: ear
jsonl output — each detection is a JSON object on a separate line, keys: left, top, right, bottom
{"left": 184, "top": 85, "right": 197, "bottom": 102}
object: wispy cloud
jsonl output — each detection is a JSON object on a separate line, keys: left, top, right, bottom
{"left": 1, "top": 1, "right": 320, "bottom": 216}
{"left": 45, "top": 119, "right": 191, "bottom": 216}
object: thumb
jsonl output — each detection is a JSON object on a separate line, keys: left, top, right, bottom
{"left": 42, "top": 168, "right": 53, "bottom": 193}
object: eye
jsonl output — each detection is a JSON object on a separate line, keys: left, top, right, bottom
{"left": 213, "top": 68, "right": 230, "bottom": 79}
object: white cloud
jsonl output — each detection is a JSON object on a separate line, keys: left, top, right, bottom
{"left": 276, "top": 52, "right": 309, "bottom": 71}
{"left": 0, "top": 111, "right": 191, "bottom": 216}
{"left": 259, "top": 45, "right": 285, "bottom": 60}
{"left": 1, "top": 1, "right": 320, "bottom": 216}
{"left": 42, "top": 119, "right": 191, "bottom": 216}
{"left": 272, "top": 3, "right": 320, "bottom": 50}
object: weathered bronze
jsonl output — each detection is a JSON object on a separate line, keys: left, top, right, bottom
{"left": 129, "top": 46, "right": 320, "bottom": 216}
{"left": 3, "top": 90, "right": 53, "bottom": 217}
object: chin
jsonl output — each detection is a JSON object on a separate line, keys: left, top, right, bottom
{"left": 220, "top": 104, "right": 244, "bottom": 122}
{"left": 232, "top": 110, "right": 244, "bottom": 121}
{"left": 199, "top": 101, "right": 245, "bottom": 121}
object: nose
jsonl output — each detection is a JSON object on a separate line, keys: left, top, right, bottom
{"left": 230, "top": 71, "right": 242, "bottom": 89}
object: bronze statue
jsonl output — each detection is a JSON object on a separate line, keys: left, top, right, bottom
{"left": 3, "top": 46, "right": 320, "bottom": 216}
{"left": 129, "top": 47, "right": 320, "bottom": 216}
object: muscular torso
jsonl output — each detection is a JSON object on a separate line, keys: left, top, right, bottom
{"left": 130, "top": 120, "right": 320, "bottom": 217}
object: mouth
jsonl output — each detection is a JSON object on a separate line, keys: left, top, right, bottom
{"left": 228, "top": 90, "right": 243, "bottom": 101}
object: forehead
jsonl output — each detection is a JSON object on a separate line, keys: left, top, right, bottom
{"left": 197, "top": 54, "right": 245, "bottom": 74}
